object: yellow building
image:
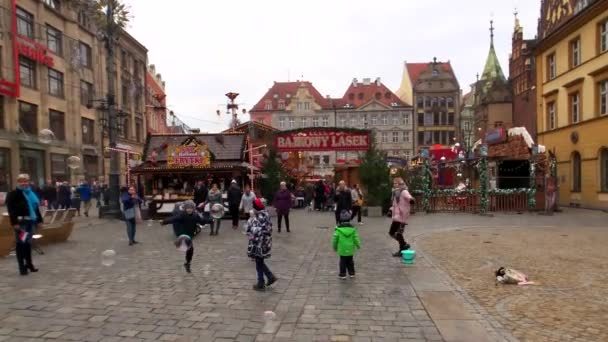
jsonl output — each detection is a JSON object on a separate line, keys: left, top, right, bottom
{"left": 536, "top": 0, "right": 608, "bottom": 210}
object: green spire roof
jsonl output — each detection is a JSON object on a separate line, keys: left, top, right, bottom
{"left": 480, "top": 43, "right": 506, "bottom": 83}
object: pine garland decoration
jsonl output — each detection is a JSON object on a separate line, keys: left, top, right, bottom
{"left": 479, "top": 156, "right": 489, "bottom": 214}
{"left": 528, "top": 162, "right": 536, "bottom": 209}
{"left": 421, "top": 159, "right": 432, "bottom": 212}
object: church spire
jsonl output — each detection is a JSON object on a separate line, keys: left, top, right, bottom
{"left": 490, "top": 20, "right": 494, "bottom": 46}
{"left": 514, "top": 8, "right": 522, "bottom": 32}
{"left": 480, "top": 19, "right": 507, "bottom": 92}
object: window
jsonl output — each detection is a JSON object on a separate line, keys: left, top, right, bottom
{"left": 121, "top": 118, "right": 130, "bottom": 139}
{"left": 339, "top": 117, "right": 346, "bottom": 127}
{"left": 337, "top": 152, "right": 346, "bottom": 161}
{"left": 448, "top": 131, "right": 455, "bottom": 143}
{"left": 417, "top": 97, "right": 423, "bottom": 108}
{"left": 404, "top": 114, "right": 409, "bottom": 126}
{"left": 121, "top": 50, "right": 128, "bottom": 70}
{"left": 322, "top": 155, "right": 330, "bottom": 165}
{"left": 80, "top": 81, "right": 93, "bottom": 106}
{"left": 121, "top": 81, "right": 129, "bottom": 108}
{"left": 296, "top": 102, "right": 303, "bottom": 111}
{"left": 312, "top": 117, "right": 319, "bottom": 127}
{"left": 447, "top": 97, "right": 454, "bottom": 108}
{"left": 278, "top": 101, "right": 285, "bottom": 110}
{"left": 441, "top": 131, "right": 447, "bottom": 145}
{"left": 77, "top": 10, "right": 90, "bottom": 28}
{"left": 570, "top": 92, "right": 580, "bottom": 123}
{"left": 601, "top": 148, "right": 608, "bottom": 192}
{"left": 135, "top": 119, "right": 143, "bottom": 142}
{"left": 433, "top": 131, "right": 440, "bottom": 144}
{"left": 19, "top": 101, "right": 37, "bottom": 134}
{"left": 289, "top": 118, "right": 295, "bottom": 128}
{"left": 79, "top": 42, "right": 92, "bottom": 68}
{"left": 84, "top": 155, "right": 98, "bottom": 180}
{"left": 371, "top": 115, "right": 377, "bottom": 126}
{"left": 49, "top": 110, "right": 65, "bottom": 141}
{"left": 48, "top": 68, "right": 64, "bottom": 97}
{"left": 313, "top": 155, "right": 320, "bottom": 165}
{"left": 278, "top": 117, "right": 286, "bottom": 129}
{"left": 548, "top": 101, "right": 556, "bottom": 129}
{"left": 322, "top": 116, "right": 329, "bottom": 127}
{"left": 424, "top": 97, "right": 431, "bottom": 107}
{"left": 304, "top": 102, "right": 310, "bottom": 110}
{"left": 19, "top": 57, "right": 36, "bottom": 89}
{"left": 392, "top": 131, "right": 399, "bottom": 143}
{"left": 418, "top": 113, "right": 424, "bottom": 126}
{"left": 418, "top": 132, "right": 424, "bottom": 145}
{"left": 43, "top": 0, "right": 60, "bottom": 10}
{"left": 301, "top": 117, "right": 308, "bottom": 127}
{"left": 82, "top": 118, "right": 95, "bottom": 145}
{"left": 424, "top": 112, "right": 433, "bottom": 126}
{"left": 403, "top": 132, "right": 410, "bottom": 143}
{"left": 392, "top": 114, "right": 399, "bottom": 125}
{"left": 464, "top": 121, "right": 471, "bottom": 131}
{"left": 570, "top": 38, "right": 581, "bottom": 68}
{"left": 51, "top": 154, "right": 68, "bottom": 182}
{"left": 439, "top": 97, "right": 446, "bottom": 107}
{"left": 448, "top": 112, "right": 455, "bottom": 125}
{"left": 265, "top": 102, "right": 272, "bottom": 110}
{"left": 600, "top": 80, "right": 608, "bottom": 116}
{"left": 431, "top": 97, "right": 437, "bottom": 107}
{"left": 547, "top": 53, "right": 556, "bottom": 80}
{"left": 381, "top": 115, "right": 388, "bottom": 125}
{"left": 600, "top": 20, "right": 608, "bottom": 53}
{"left": 424, "top": 131, "right": 432, "bottom": 145}
{"left": 572, "top": 152, "right": 581, "bottom": 192}
{"left": 16, "top": 7, "right": 34, "bottom": 38}
{"left": 46, "top": 25, "right": 63, "bottom": 56}
{"left": 381, "top": 132, "right": 388, "bottom": 143}
{"left": 440, "top": 112, "right": 447, "bottom": 125}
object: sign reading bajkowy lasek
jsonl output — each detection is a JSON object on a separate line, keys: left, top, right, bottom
{"left": 167, "top": 143, "right": 211, "bottom": 168}
{"left": 274, "top": 129, "right": 371, "bottom": 152}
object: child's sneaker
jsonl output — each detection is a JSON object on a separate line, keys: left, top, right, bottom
{"left": 252, "top": 284, "right": 266, "bottom": 291}
{"left": 267, "top": 276, "right": 278, "bottom": 287}
{"left": 184, "top": 263, "right": 191, "bottom": 273}
{"left": 339, "top": 275, "right": 347, "bottom": 280}
{"left": 349, "top": 274, "right": 355, "bottom": 279}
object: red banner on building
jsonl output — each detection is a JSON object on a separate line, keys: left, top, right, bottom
{"left": 274, "top": 129, "right": 371, "bottom": 152}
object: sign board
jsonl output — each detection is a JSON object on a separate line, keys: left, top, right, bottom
{"left": 167, "top": 143, "right": 211, "bottom": 168}
{"left": 274, "top": 129, "right": 370, "bottom": 152}
{"left": 485, "top": 128, "right": 506, "bottom": 145}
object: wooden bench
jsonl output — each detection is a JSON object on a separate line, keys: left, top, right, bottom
{"left": 0, "top": 213, "right": 12, "bottom": 257}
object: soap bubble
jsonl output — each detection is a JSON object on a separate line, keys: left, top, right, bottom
{"left": 101, "top": 249, "right": 116, "bottom": 267}
{"left": 32, "top": 234, "right": 43, "bottom": 239}
{"left": 38, "top": 129, "right": 55, "bottom": 144}
{"left": 175, "top": 235, "right": 191, "bottom": 253}
{"left": 210, "top": 203, "right": 224, "bottom": 219}
{"left": 261, "top": 311, "right": 277, "bottom": 333}
{"left": 146, "top": 220, "right": 153, "bottom": 227}
{"left": 67, "top": 156, "right": 81, "bottom": 170}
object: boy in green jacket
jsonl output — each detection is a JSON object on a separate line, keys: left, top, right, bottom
{"left": 332, "top": 210, "right": 361, "bottom": 279}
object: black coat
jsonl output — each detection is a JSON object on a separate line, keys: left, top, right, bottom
{"left": 6, "top": 188, "right": 43, "bottom": 226}
{"left": 193, "top": 186, "right": 208, "bottom": 205}
{"left": 57, "top": 185, "right": 71, "bottom": 203}
{"left": 334, "top": 188, "right": 353, "bottom": 213}
{"left": 162, "top": 212, "right": 209, "bottom": 237}
{"left": 41, "top": 185, "right": 57, "bottom": 202}
{"left": 227, "top": 185, "right": 242, "bottom": 207}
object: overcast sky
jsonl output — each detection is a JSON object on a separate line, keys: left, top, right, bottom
{"left": 125, "top": 0, "right": 541, "bottom": 132}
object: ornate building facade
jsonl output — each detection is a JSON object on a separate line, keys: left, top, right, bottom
{"left": 145, "top": 64, "right": 169, "bottom": 134}
{"left": 397, "top": 59, "right": 461, "bottom": 153}
{"left": 536, "top": 0, "right": 608, "bottom": 210}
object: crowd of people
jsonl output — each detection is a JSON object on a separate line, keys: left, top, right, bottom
{"left": 7, "top": 173, "right": 415, "bottom": 293}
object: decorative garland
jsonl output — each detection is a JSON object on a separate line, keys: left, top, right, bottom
{"left": 528, "top": 162, "right": 536, "bottom": 209}
{"left": 421, "top": 159, "right": 431, "bottom": 212}
{"left": 479, "top": 156, "right": 489, "bottom": 213}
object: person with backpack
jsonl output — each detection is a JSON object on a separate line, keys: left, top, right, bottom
{"left": 389, "top": 177, "right": 415, "bottom": 257}
{"left": 247, "top": 198, "right": 277, "bottom": 291}
{"left": 332, "top": 209, "right": 361, "bottom": 280}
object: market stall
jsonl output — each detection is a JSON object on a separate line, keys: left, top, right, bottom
{"left": 130, "top": 132, "right": 255, "bottom": 217}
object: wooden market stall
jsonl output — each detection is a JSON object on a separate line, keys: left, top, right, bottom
{"left": 130, "top": 132, "right": 255, "bottom": 217}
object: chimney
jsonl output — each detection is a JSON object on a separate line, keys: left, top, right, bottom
{"left": 375, "top": 77, "right": 381, "bottom": 86}
{"left": 362, "top": 78, "right": 371, "bottom": 85}
{"left": 352, "top": 78, "right": 358, "bottom": 87}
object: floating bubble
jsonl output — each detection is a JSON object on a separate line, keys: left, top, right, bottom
{"left": 32, "top": 234, "right": 43, "bottom": 239}
{"left": 38, "top": 129, "right": 55, "bottom": 144}
{"left": 210, "top": 203, "right": 224, "bottom": 219}
{"left": 175, "top": 234, "right": 191, "bottom": 253}
{"left": 101, "top": 249, "right": 116, "bottom": 267}
{"left": 261, "top": 311, "right": 277, "bottom": 333}
{"left": 67, "top": 156, "right": 81, "bottom": 170}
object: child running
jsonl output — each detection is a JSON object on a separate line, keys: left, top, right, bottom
{"left": 161, "top": 200, "right": 209, "bottom": 273}
{"left": 332, "top": 209, "right": 361, "bottom": 280}
{"left": 246, "top": 198, "right": 277, "bottom": 291}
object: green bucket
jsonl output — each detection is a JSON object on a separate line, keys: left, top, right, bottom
{"left": 401, "top": 249, "right": 416, "bottom": 264}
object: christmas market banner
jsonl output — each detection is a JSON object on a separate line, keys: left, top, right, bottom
{"left": 167, "top": 143, "right": 211, "bottom": 168}
{"left": 274, "top": 128, "right": 371, "bottom": 152}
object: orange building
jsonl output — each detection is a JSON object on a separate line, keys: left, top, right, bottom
{"left": 145, "top": 64, "right": 169, "bottom": 134}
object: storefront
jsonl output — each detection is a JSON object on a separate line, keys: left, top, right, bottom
{"left": 19, "top": 148, "right": 45, "bottom": 186}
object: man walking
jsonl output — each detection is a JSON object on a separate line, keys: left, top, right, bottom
{"left": 78, "top": 181, "right": 92, "bottom": 217}
{"left": 227, "top": 180, "right": 242, "bottom": 229}
{"left": 389, "top": 177, "right": 414, "bottom": 257}
{"left": 193, "top": 180, "right": 208, "bottom": 211}
{"left": 41, "top": 180, "right": 58, "bottom": 210}
{"left": 334, "top": 180, "right": 352, "bottom": 225}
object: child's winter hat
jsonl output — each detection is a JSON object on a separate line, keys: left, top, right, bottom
{"left": 182, "top": 200, "right": 196, "bottom": 210}
{"left": 339, "top": 210, "right": 351, "bottom": 223}
{"left": 253, "top": 198, "right": 265, "bottom": 211}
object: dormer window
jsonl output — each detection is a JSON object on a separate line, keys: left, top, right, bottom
{"left": 432, "top": 69, "right": 439, "bottom": 77}
{"left": 375, "top": 92, "right": 381, "bottom": 100}
{"left": 265, "top": 102, "right": 272, "bottom": 110}
{"left": 348, "top": 93, "right": 355, "bottom": 100}
{"left": 358, "top": 93, "right": 364, "bottom": 100}
{"left": 278, "top": 101, "right": 285, "bottom": 110}
{"left": 385, "top": 92, "right": 391, "bottom": 99}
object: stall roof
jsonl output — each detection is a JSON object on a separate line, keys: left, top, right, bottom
{"left": 143, "top": 132, "right": 247, "bottom": 162}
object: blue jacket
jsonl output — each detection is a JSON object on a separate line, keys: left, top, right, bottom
{"left": 78, "top": 184, "right": 92, "bottom": 201}
{"left": 122, "top": 194, "right": 141, "bottom": 210}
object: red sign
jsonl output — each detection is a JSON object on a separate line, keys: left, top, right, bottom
{"left": 17, "top": 41, "right": 54, "bottom": 68}
{"left": 275, "top": 129, "right": 370, "bottom": 152}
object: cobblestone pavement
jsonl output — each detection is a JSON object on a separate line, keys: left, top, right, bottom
{"left": 413, "top": 208, "right": 608, "bottom": 342}
{"left": 0, "top": 208, "right": 513, "bottom": 342}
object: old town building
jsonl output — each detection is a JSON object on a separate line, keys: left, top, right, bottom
{"left": 0, "top": 0, "right": 147, "bottom": 189}
{"left": 396, "top": 59, "right": 461, "bottom": 153}
{"left": 510, "top": 13, "right": 538, "bottom": 139}
{"left": 250, "top": 78, "right": 413, "bottom": 176}
{"left": 460, "top": 84, "right": 477, "bottom": 149}
{"left": 536, "top": 0, "right": 608, "bottom": 210}
{"left": 473, "top": 23, "right": 513, "bottom": 141}
{"left": 145, "top": 64, "right": 169, "bottom": 134}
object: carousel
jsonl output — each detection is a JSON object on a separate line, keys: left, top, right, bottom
{"left": 130, "top": 132, "right": 257, "bottom": 217}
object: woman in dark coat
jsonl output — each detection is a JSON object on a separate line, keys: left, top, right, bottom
{"left": 122, "top": 186, "right": 142, "bottom": 245}
{"left": 314, "top": 180, "right": 325, "bottom": 211}
{"left": 6, "top": 174, "right": 43, "bottom": 275}
{"left": 274, "top": 181, "right": 293, "bottom": 233}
